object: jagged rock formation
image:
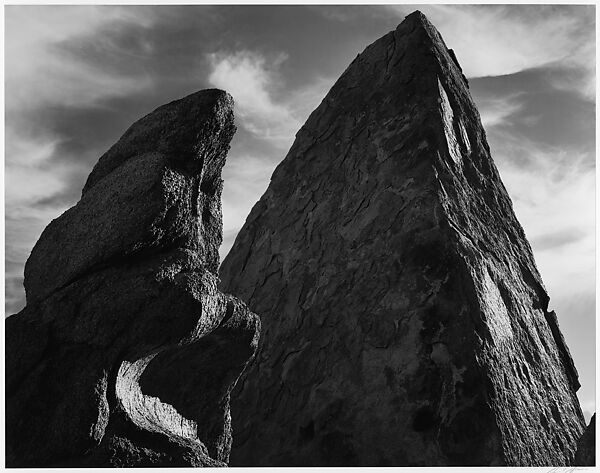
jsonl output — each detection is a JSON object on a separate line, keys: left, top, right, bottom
{"left": 574, "top": 414, "right": 596, "bottom": 466}
{"left": 220, "top": 11, "right": 585, "bottom": 466}
{"left": 6, "top": 89, "right": 260, "bottom": 467}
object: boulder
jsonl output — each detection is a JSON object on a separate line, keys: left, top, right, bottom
{"left": 6, "top": 89, "right": 260, "bottom": 467}
{"left": 220, "top": 11, "right": 585, "bottom": 466}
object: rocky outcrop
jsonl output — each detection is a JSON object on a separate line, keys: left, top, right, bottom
{"left": 220, "top": 11, "right": 585, "bottom": 466}
{"left": 574, "top": 414, "right": 595, "bottom": 466}
{"left": 6, "top": 89, "right": 260, "bottom": 467}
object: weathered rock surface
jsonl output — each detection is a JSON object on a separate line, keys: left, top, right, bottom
{"left": 6, "top": 89, "right": 260, "bottom": 467}
{"left": 220, "top": 11, "right": 585, "bottom": 466}
{"left": 574, "top": 414, "right": 595, "bottom": 466}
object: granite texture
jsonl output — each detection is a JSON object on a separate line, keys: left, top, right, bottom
{"left": 220, "top": 11, "right": 585, "bottom": 466}
{"left": 6, "top": 89, "right": 260, "bottom": 467}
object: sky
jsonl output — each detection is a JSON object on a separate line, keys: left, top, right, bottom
{"left": 4, "top": 4, "right": 595, "bottom": 421}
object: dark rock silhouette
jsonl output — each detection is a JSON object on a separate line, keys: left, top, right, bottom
{"left": 220, "top": 11, "right": 585, "bottom": 466}
{"left": 574, "top": 414, "right": 595, "bottom": 466}
{"left": 6, "top": 89, "right": 260, "bottom": 467}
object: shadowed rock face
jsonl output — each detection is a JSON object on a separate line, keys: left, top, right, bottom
{"left": 220, "top": 11, "right": 585, "bottom": 466}
{"left": 6, "top": 89, "right": 260, "bottom": 467}
{"left": 574, "top": 414, "right": 595, "bottom": 466}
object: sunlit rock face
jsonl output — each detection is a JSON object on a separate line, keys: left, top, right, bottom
{"left": 6, "top": 89, "right": 260, "bottom": 467}
{"left": 220, "top": 11, "right": 584, "bottom": 466}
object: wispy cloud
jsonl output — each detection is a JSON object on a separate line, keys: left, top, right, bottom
{"left": 5, "top": 6, "right": 155, "bottom": 111}
{"left": 532, "top": 228, "right": 586, "bottom": 252}
{"left": 207, "top": 49, "right": 333, "bottom": 148}
{"left": 477, "top": 94, "right": 524, "bottom": 129}
{"left": 208, "top": 50, "right": 300, "bottom": 145}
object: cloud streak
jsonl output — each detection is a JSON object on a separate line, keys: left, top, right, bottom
{"left": 5, "top": 6, "right": 155, "bottom": 112}
{"left": 208, "top": 50, "right": 299, "bottom": 142}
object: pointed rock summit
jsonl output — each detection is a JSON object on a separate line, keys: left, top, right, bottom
{"left": 220, "top": 11, "right": 585, "bottom": 466}
{"left": 6, "top": 89, "right": 260, "bottom": 467}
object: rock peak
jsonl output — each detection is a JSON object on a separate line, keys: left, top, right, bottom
{"left": 401, "top": 9, "right": 431, "bottom": 27}
{"left": 393, "top": 10, "right": 469, "bottom": 89}
{"left": 220, "top": 13, "right": 585, "bottom": 467}
{"left": 83, "top": 88, "right": 235, "bottom": 195}
{"left": 25, "top": 89, "right": 236, "bottom": 305}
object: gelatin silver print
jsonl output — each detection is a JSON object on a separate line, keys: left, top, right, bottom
{"left": 4, "top": 4, "right": 595, "bottom": 468}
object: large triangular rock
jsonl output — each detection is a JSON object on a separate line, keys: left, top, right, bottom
{"left": 6, "top": 89, "right": 260, "bottom": 467}
{"left": 220, "top": 11, "right": 584, "bottom": 466}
